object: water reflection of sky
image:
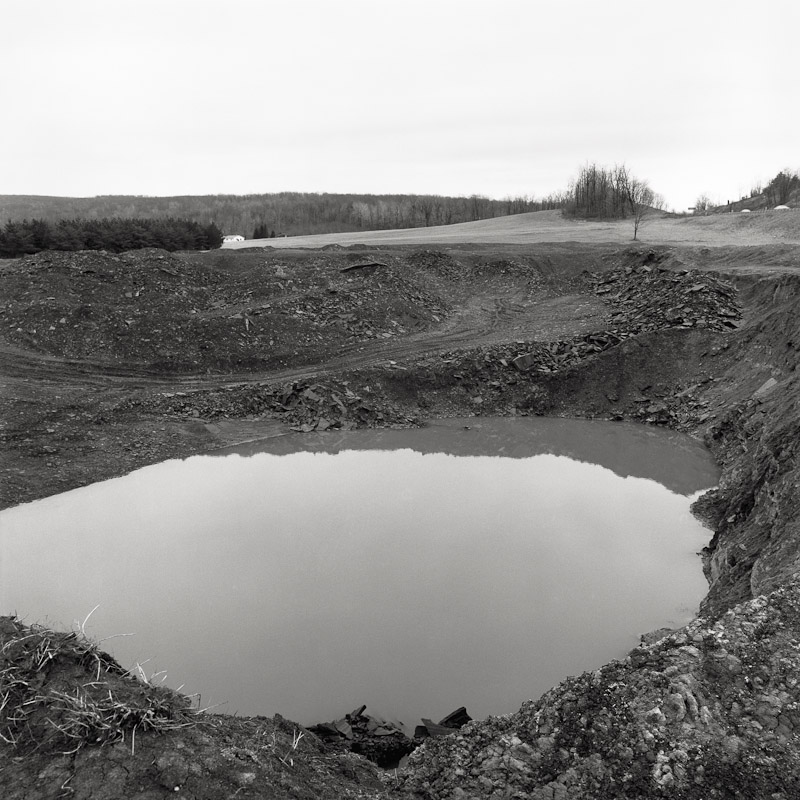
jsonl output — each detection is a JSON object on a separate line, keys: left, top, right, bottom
{"left": 214, "top": 416, "right": 719, "bottom": 496}
{"left": 1, "top": 418, "right": 719, "bottom": 730}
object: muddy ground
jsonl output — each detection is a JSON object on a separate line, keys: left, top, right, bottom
{"left": 3, "top": 239, "right": 800, "bottom": 798}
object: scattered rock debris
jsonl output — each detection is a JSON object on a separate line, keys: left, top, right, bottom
{"left": 309, "top": 705, "right": 474, "bottom": 768}
{"left": 416, "top": 707, "right": 473, "bottom": 739}
{"left": 504, "top": 264, "right": 741, "bottom": 377}
{"left": 131, "top": 376, "right": 420, "bottom": 431}
{"left": 309, "top": 706, "right": 415, "bottom": 768}
{"left": 0, "top": 248, "right": 449, "bottom": 371}
{"left": 591, "top": 263, "right": 741, "bottom": 334}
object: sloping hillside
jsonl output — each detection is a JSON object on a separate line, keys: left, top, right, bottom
{"left": 225, "top": 208, "right": 800, "bottom": 249}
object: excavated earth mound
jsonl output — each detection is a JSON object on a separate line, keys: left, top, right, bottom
{"left": 3, "top": 240, "right": 800, "bottom": 798}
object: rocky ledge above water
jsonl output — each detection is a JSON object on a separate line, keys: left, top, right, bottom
{"left": 399, "top": 581, "right": 800, "bottom": 799}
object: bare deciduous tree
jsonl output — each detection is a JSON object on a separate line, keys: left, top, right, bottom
{"left": 765, "top": 169, "right": 799, "bottom": 206}
{"left": 566, "top": 162, "right": 662, "bottom": 238}
{"left": 614, "top": 164, "right": 658, "bottom": 240}
{"left": 694, "top": 194, "right": 712, "bottom": 214}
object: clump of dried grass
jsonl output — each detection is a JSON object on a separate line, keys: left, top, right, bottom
{"left": 0, "top": 616, "right": 195, "bottom": 755}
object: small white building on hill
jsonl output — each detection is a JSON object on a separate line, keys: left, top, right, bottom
{"left": 222, "top": 234, "right": 245, "bottom": 243}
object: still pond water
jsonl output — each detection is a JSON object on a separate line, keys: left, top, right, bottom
{"left": 1, "top": 418, "right": 718, "bottom": 730}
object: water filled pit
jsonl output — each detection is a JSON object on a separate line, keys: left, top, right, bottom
{"left": 0, "top": 417, "right": 718, "bottom": 731}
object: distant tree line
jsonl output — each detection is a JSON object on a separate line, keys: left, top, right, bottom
{"left": 563, "top": 163, "right": 662, "bottom": 218}
{"left": 564, "top": 163, "right": 630, "bottom": 219}
{"left": 0, "top": 217, "right": 223, "bottom": 257}
{"left": 0, "top": 192, "right": 566, "bottom": 240}
{"left": 763, "top": 169, "right": 799, "bottom": 207}
{"left": 746, "top": 169, "right": 798, "bottom": 205}
{"left": 252, "top": 222, "right": 277, "bottom": 239}
{"left": 698, "top": 167, "right": 799, "bottom": 212}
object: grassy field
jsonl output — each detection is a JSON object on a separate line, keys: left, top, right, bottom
{"left": 225, "top": 208, "right": 800, "bottom": 249}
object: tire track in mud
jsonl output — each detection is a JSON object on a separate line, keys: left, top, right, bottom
{"left": 0, "top": 292, "right": 610, "bottom": 396}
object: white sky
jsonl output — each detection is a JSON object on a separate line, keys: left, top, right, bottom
{"left": 1, "top": 0, "right": 797, "bottom": 211}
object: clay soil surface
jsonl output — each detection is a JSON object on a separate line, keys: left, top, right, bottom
{"left": 4, "top": 211, "right": 800, "bottom": 798}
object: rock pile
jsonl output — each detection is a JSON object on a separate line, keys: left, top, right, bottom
{"left": 309, "top": 706, "right": 474, "bottom": 769}
{"left": 415, "top": 707, "right": 473, "bottom": 739}
{"left": 140, "top": 377, "right": 418, "bottom": 431}
{"left": 404, "top": 250, "right": 467, "bottom": 281}
{"left": 0, "top": 248, "right": 449, "bottom": 371}
{"left": 592, "top": 264, "right": 741, "bottom": 334}
{"left": 270, "top": 262, "right": 448, "bottom": 343}
{"left": 0, "top": 249, "right": 226, "bottom": 364}
{"left": 429, "top": 266, "right": 740, "bottom": 388}
{"left": 309, "top": 706, "right": 414, "bottom": 768}
{"left": 405, "top": 250, "right": 545, "bottom": 296}
{"left": 507, "top": 265, "right": 741, "bottom": 376}
{"left": 401, "top": 264, "right": 742, "bottom": 430}
{"left": 625, "top": 377, "right": 717, "bottom": 428}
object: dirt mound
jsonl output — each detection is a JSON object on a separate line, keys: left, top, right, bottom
{"left": 0, "top": 616, "right": 191, "bottom": 756}
{"left": 0, "top": 248, "right": 449, "bottom": 373}
{"left": 0, "top": 617, "right": 386, "bottom": 799}
{"left": 405, "top": 249, "right": 543, "bottom": 285}
{"left": 592, "top": 258, "right": 740, "bottom": 334}
{"left": 134, "top": 375, "right": 419, "bottom": 432}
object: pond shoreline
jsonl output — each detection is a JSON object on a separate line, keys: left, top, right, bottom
{"left": 2, "top": 418, "right": 716, "bottom": 735}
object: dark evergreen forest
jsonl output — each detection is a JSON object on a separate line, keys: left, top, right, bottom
{"left": 0, "top": 217, "right": 223, "bottom": 257}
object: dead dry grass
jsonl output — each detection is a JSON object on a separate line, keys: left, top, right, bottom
{"left": 225, "top": 208, "right": 800, "bottom": 250}
{"left": 0, "top": 616, "right": 195, "bottom": 756}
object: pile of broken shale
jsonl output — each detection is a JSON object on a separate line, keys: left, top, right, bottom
{"left": 0, "top": 248, "right": 448, "bottom": 372}
{"left": 308, "top": 706, "right": 473, "bottom": 769}
{"left": 4, "top": 243, "right": 800, "bottom": 798}
{"left": 123, "top": 258, "right": 742, "bottom": 432}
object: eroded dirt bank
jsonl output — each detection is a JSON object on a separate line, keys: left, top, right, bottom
{"left": 3, "top": 241, "right": 800, "bottom": 798}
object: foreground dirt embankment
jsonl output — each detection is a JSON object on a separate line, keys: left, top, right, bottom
{"left": 3, "top": 238, "right": 800, "bottom": 797}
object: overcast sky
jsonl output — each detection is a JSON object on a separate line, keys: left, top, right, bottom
{"left": 2, "top": 0, "right": 797, "bottom": 211}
